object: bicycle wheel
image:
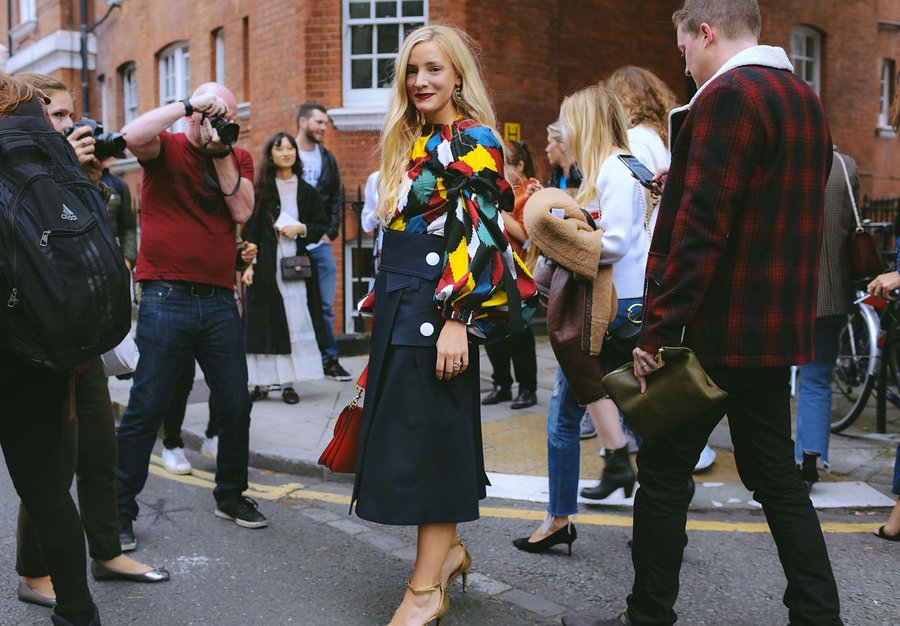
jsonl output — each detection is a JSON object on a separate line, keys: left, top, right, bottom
{"left": 831, "top": 302, "right": 878, "bottom": 432}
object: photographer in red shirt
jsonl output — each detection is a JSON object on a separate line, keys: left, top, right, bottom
{"left": 115, "top": 83, "right": 267, "bottom": 551}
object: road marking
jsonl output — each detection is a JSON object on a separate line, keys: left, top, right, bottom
{"left": 146, "top": 459, "right": 881, "bottom": 535}
{"left": 148, "top": 455, "right": 305, "bottom": 501}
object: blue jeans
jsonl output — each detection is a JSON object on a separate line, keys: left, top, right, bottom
{"left": 307, "top": 243, "right": 339, "bottom": 360}
{"left": 116, "top": 282, "right": 252, "bottom": 520}
{"left": 893, "top": 443, "right": 900, "bottom": 495}
{"left": 795, "top": 315, "right": 844, "bottom": 465}
{"left": 546, "top": 366, "right": 584, "bottom": 517}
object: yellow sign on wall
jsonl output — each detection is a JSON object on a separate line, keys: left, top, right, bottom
{"left": 504, "top": 122, "right": 521, "bottom": 142}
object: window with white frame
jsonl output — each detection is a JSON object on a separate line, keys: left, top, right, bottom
{"left": 343, "top": 0, "right": 426, "bottom": 109}
{"left": 879, "top": 58, "right": 896, "bottom": 130}
{"left": 214, "top": 29, "right": 225, "bottom": 84}
{"left": 121, "top": 63, "right": 138, "bottom": 125}
{"left": 159, "top": 43, "right": 190, "bottom": 132}
{"left": 19, "top": 0, "right": 36, "bottom": 23}
{"left": 790, "top": 26, "right": 821, "bottom": 94}
{"left": 99, "top": 75, "right": 110, "bottom": 130}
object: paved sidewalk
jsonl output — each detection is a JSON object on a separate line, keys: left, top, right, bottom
{"left": 107, "top": 335, "right": 899, "bottom": 510}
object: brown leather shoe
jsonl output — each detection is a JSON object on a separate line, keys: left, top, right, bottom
{"left": 481, "top": 385, "right": 512, "bottom": 405}
{"left": 510, "top": 389, "right": 537, "bottom": 409}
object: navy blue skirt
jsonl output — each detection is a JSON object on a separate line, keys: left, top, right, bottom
{"left": 351, "top": 230, "right": 487, "bottom": 526}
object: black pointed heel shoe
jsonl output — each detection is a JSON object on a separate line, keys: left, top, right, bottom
{"left": 512, "top": 523, "right": 577, "bottom": 555}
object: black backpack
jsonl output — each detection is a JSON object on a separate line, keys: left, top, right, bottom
{"left": 0, "top": 115, "right": 131, "bottom": 370}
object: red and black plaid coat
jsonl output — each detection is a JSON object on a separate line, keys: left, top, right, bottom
{"left": 639, "top": 63, "right": 832, "bottom": 367}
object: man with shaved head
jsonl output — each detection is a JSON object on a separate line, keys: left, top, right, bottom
{"left": 115, "top": 82, "right": 267, "bottom": 550}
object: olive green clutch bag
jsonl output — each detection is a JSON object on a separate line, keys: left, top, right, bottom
{"left": 600, "top": 347, "right": 728, "bottom": 440}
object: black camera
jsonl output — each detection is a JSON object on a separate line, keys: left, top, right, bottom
{"left": 208, "top": 116, "right": 240, "bottom": 146}
{"left": 64, "top": 118, "right": 127, "bottom": 160}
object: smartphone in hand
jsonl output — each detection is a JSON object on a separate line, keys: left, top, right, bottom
{"left": 617, "top": 154, "right": 655, "bottom": 190}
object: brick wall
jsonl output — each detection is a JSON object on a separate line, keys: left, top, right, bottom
{"left": 5, "top": 0, "right": 900, "bottom": 334}
{"left": 761, "top": 0, "right": 900, "bottom": 198}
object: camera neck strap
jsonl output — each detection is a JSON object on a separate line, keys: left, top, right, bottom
{"left": 202, "top": 151, "right": 242, "bottom": 198}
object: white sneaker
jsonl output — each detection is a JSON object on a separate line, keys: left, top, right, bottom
{"left": 694, "top": 445, "right": 717, "bottom": 473}
{"left": 161, "top": 447, "right": 192, "bottom": 475}
{"left": 201, "top": 436, "right": 219, "bottom": 461}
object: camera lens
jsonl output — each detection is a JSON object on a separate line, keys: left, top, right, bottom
{"left": 209, "top": 116, "right": 240, "bottom": 146}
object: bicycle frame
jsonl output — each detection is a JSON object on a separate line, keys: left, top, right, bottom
{"left": 855, "top": 292, "right": 883, "bottom": 379}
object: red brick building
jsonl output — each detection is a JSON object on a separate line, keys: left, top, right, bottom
{"left": 4, "top": 0, "right": 900, "bottom": 333}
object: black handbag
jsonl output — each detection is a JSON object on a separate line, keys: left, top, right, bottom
{"left": 604, "top": 302, "right": 643, "bottom": 367}
{"left": 280, "top": 254, "right": 311, "bottom": 281}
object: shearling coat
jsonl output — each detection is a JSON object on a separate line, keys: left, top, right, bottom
{"left": 524, "top": 187, "right": 616, "bottom": 355}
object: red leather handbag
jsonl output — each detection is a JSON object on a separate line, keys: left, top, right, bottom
{"left": 318, "top": 366, "right": 368, "bottom": 473}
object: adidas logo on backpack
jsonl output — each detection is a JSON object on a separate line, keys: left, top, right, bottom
{"left": 0, "top": 117, "right": 131, "bottom": 369}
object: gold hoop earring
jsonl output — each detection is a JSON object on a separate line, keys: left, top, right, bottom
{"left": 453, "top": 85, "right": 462, "bottom": 103}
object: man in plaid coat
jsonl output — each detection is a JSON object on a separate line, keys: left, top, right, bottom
{"left": 562, "top": 2, "right": 843, "bottom": 626}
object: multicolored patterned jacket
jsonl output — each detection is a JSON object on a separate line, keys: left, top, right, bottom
{"left": 383, "top": 117, "right": 537, "bottom": 338}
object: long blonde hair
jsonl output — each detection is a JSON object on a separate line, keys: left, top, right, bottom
{"left": 558, "top": 85, "right": 631, "bottom": 207}
{"left": 376, "top": 24, "right": 502, "bottom": 222}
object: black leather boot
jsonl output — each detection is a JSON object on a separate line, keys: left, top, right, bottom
{"left": 800, "top": 452, "right": 820, "bottom": 493}
{"left": 580, "top": 446, "right": 636, "bottom": 500}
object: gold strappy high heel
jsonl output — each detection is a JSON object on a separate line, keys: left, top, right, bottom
{"left": 406, "top": 579, "right": 449, "bottom": 625}
{"left": 445, "top": 537, "right": 472, "bottom": 592}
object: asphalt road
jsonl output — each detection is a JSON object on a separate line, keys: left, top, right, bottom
{"left": 1, "top": 444, "right": 897, "bottom": 626}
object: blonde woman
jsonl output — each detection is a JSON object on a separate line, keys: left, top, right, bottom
{"left": 516, "top": 86, "right": 649, "bottom": 551}
{"left": 546, "top": 120, "right": 582, "bottom": 191}
{"left": 351, "top": 24, "right": 535, "bottom": 626}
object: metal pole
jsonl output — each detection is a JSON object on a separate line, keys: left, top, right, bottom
{"left": 7, "top": 1, "right": 13, "bottom": 59}
{"left": 876, "top": 308, "right": 893, "bottom": 434}
{"left": 80, "top": 0, "right": 90, "bottom": 115}
{"left": 340, "top": 185, "right": 347, "bottom": 334}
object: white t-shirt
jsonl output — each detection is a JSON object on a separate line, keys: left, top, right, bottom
{"left": 298, "top": 144, "right": 323, "bottom": 189}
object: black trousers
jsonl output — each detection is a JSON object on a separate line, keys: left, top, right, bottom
{"left": 626, "top": 366, "right": 842, "bottom": 626}
{"left": 484, "top": 327, "right": 537, "bottom": 392}
{"left": 18, "top": 356, "right": 123, "bottom": 575}
{"left": 162, "top": 360, "right": 219, "bottom": 450}
{"left": 0, "top": 352, "right": 95, "bottom": 616}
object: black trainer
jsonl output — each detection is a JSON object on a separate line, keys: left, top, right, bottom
{"left": 215, "top": 495, "right": 268, "bottom": 529}
{"left": 119, "top": 516, "right": 136, "bottom": 552}
{"left": 323, "top": 357, "right": 352, "bottom": 381}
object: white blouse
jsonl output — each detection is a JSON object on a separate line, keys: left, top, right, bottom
{"left": 593, "top": 153, "right": 651, "bottom": 299}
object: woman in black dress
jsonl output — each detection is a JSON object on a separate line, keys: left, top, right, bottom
{"left": 241, "top": 133, "right": 329, "bottom": 402}
{"left": 351, "top": 24, "right": 536, "bottom": 626}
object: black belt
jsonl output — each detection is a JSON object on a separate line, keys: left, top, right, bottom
{"left": 141, "top": 280, "right": 230, "bottom": 297}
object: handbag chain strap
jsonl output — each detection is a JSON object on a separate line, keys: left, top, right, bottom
{"left": 835, "top": 152, "right": 862, "bottom": 231}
